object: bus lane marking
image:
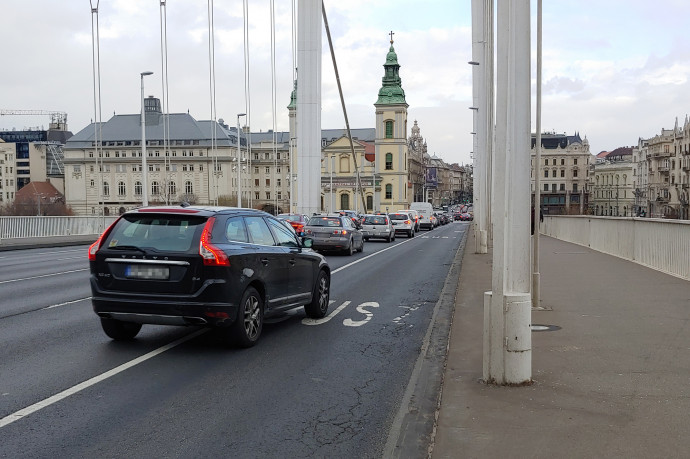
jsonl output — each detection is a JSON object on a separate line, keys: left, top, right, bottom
{"left": 302, "top": 300, "right": 349, "bottom": 325}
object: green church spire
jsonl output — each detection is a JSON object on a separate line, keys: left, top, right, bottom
{"left": 375, "top": 32, "right": 406, "bottom": 105}
{"left": 287, "top": 79, "right": 297, "bottom": 110}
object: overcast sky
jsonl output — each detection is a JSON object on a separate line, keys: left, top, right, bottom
{"left": 2, "top": 0, "right": 690, "bottom": 166}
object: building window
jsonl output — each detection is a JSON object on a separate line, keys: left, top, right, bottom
{"left": 266, "top": 191, "right": 271, "bottom": 200}
{"left": 573, "top": 183, "right": 578, "bottom": 193}
{"left": 255, "top": 191, "right": 260, "bottom": 199}
{"left": 367, "top": 195, "right": 373, "bottom": 210}
{"left": 90, "top": 179, "right": 95, "bottom": 188}
{"left": 573, "top": 168, "right": 578, "bottom": 178}
{"left": 385, "top": 153, "right": 393, "bottom": 170}
{"left": 265, "top": 167, "right": 270, "bottom": 174}
{"left": 560, "top": 183, "right": 565, "bottom": 191}
{"left": 544, "top": 158, "right": 548, "bottom": 166}
{"left": 185, "top": 181, "right": 193, "bottom": 194}
{"left": 255, "top": 178, "right": 260, "bottom": 186}
{"left": 277, "top": 191, "right": 282, "bottom": 200}
{"left": 135, "top": 181, "right": 142, "bottom": 196}
{"left": 552, "top": 159, "right": 556, "bottom": 165}
{"left": 277, "top": 179, "right": 281, "bottom": 187}
{"left": 254, "top": 167, "right": 259, "bottom": 174}
{"left": 340, "top": 193, "right": 350, "bottom": 209}
{"left": 385, "top": 184, "right": 392, "bottom": 199}
{"left": 151, "top": 181, "right": 160, "bottom": 196}
{"left": 103, "top": 181, "right": 110, "bottom": 196}
{"left": 385, "top": 120, "right": 394, "bottom": 139}
{"left": 560, "top": 170, "right": 565, "bottom": 178}
{"left": 266, "top": 179, "right": 270, "bottom": 187}
{"left": 168, "top": 181, "right": 176, "bottom": 196}
{"left": 543, "top": 184, "right": 548, "bottom": 192}
{"left": 118, "top": 181, "right": 126, "bottom": 196}
{"left": 551, "top": 184, "right": 557, "bottom": 192}
{"left": 544, "top": 170, "right": 548, "bottom": 178}
{"left": 561, "top": 158, "right": 565, "bottom": 165}
{"left": 574, "top": 158, "right": 578, "bottom": 165}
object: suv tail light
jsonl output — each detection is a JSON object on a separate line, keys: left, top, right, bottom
{"left": 199, "top": 217, "right": 230, "bottom": 266}
{"left": 333, "top": 229, "right": 348, "bottom": 235}
{"left": 88, "top": 219, "right": 119, "bottom": 261}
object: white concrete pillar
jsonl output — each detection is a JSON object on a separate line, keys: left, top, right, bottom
{"left": 471, "top": 0, "right": 494, "bottom": 254}
{"left": 483, "top": 0, "right": 532, "bottom": 385}
{"left": 296, "top": 0, "right": 321, "bottom": 216}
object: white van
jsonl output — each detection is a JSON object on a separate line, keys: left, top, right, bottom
{"left": 410, "top": 201, "right": 435, "bottom": 230}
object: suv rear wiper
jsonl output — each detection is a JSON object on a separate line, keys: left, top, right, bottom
{"left": 108, "top": 245, "right": 147, "bottom": 254}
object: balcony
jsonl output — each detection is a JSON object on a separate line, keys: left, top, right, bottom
{"left": 658, "top": 164, "right": 670, "bottom": 173}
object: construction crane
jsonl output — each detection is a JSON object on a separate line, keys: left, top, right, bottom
{"left": 0, "top": 110, "right": 68, "bottom": 130}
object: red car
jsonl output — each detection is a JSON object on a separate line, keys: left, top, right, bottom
{"left": 277, "top": 213, "right": 310, "bottom": 234}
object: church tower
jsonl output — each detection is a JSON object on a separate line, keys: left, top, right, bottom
{"left": 374, "top": 33, "right": 410, "bottom": 211}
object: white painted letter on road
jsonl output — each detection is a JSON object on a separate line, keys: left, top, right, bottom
{"left": 343, "top": 302, "right": 379, "bottom": 327}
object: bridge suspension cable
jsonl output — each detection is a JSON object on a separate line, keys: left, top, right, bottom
{"left": 89, "top": 0, "right": 105, "bottom": 222}
{"left": 207, "top": 0, "right": 219, "bottom": 205}
{"left": 322, "top": 3, "right": 368, "bottom": 214}
{"left": 242, "top": 0, "right": 253, "bottom": 208}
{"left": 160, "top": 0, "right": 172, "bottom": 204}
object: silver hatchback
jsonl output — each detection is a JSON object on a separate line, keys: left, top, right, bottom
{"left": 361, "top": 214, "right": 395, "bottom": 242}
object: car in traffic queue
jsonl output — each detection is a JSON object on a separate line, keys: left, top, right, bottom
{"left": 360, "top": 214, "right": 395, "bottom": 242}
{"left": 302, "top": 214, "right": 364, "bottom": 255}
{"left": 401, "top": 209, "right": 420, "bottom": 232}
{"left": 277, "top": 213, "right": 310, "bottom": 235}
{"left": 389, "top": 212, "right": 415, "bottom": 238}
{"left": 88, "top": 206, "right": 331, "bottom": 347}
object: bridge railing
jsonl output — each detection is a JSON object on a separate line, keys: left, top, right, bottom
{"left": 542, "top": 215, "right": 690, "bottom": 281}
{"left": 0, "top": 216, "right": 117, "bottom": 242}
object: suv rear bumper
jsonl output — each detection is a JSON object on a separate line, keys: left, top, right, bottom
{"left": 91, "top": 277, "right": 239, "bottom": 327}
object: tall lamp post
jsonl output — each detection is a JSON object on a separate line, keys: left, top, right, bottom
{"left": 140, "top": 71, "right": 154, "bottom": 206}
{"left": 237, "top": 113, "right": 247, "bottom": 208}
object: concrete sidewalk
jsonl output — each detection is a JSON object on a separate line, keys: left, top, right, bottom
{"left": 432, "top": 232, "right": 690, "bottom": 458}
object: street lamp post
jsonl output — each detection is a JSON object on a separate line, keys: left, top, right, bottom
{"left": 140, "top": 71, "right": 154, "bottom": 206}
{"left": 236, "top": 113, "right": 247, "bottom": 207}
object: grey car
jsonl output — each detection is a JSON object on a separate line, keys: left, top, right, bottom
{"left": 361, "top": 214, "right": 395, "bottom": 242}
{"left": 303, "top": 214, "right": 364, "bottom": 255}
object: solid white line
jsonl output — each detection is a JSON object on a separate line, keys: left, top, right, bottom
{"left": 0, "top": 249, "right": 84, "bottom": 260}
{"left": 0, "top": 328, "right": 209, "bottom": 429}
{"left": 331, "top": 237, "right": 417, "bottom": 274}
{"left": 0, "top": 269, "right": 88, "bottom": 285}
{"left": 43, "top": 297, "right": 91, "bottom": 309}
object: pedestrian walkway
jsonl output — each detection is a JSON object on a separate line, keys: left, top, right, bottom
{"left": 432, "top": 232, "right": 690, "bottom": 458}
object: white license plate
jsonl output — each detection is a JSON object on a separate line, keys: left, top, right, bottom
{"left": 125, "top": 265, "right": 170, "bottom": 280}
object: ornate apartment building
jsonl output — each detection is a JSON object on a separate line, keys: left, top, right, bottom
{"left": 633, "top": 118, "right": 690, "bottom": 219}
{"left": 531, "top": 132, "right": 592, "bottom": 214}
{"left": 591, "top": 147, "right": 635, "bottom": 216}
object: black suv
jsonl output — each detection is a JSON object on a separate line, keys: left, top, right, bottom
{"left": 89, "top": 206, "right": 330, "bottom": 347}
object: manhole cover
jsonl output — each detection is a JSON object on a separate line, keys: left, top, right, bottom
{"left": 531, "top": 324, "right": 561, "bottom": 332}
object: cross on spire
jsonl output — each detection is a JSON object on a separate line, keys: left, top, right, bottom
{"left": 389, "top": 30, "right": 395, "bottom": 44}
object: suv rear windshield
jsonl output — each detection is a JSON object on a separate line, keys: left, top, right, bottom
{"left": 389, "top": 214, "right": 408, "bottom": 220}
{"left": 106, "top": 215, "right": 207, "bottom": 252}
{"left": 307, "top": 217, "right": 343, "bottom": 227}
{"left": 363, "top": 216, "right": 388, "bottom": 225}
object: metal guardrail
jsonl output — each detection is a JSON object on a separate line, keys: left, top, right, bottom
{"left": 542, "top": 215, "right": 690, "bottom": 281}
{"left": 0, "top": 216, "right": 117, "bottom": 239}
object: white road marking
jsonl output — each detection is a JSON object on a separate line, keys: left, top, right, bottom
{"left": 0, "top": 269, "right": 89, "bottom": 285}
{"left": 43, "top": 297, "right": 91, "bottom": 309}
{"left": 331, "top": 237, "right": 417, "bottom": 274}
{"left": 343, "top": 302, "right": 379, "bottom": 327}
{"left": 0, "top": 328, "right": 209, "bottom": 429}
{"left": 0, "top": 248, "right": 85, "bottom": 260}
{"left": 302, "top": 300, "right": 349, "bottom": 325}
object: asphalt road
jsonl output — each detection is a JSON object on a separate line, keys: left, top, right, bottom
{"left": 0, "top": 221, "right": 468, "bottom": 458}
